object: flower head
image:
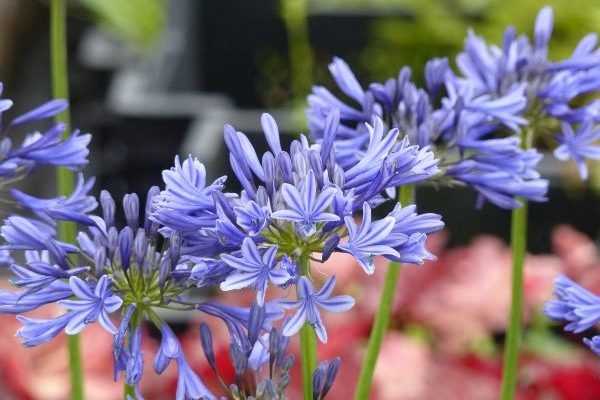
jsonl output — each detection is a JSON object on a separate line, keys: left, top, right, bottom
{"left": 272, "top": 170, "right": 339, "bottom": 237}
{"left": 554, "top": 122, "right": 600, "bottom": 179}
{"left": 545, "top": 275, "right": 600, "bottom": 334}
{"left": 281, "top": 276, "right": 354, "bottom": 343}
{"left": 220, "top": 238, "right": 292, "bottom": 306}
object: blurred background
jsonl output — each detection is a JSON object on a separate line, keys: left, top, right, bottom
{"left": 1, "top": 0, "right": 600, "bottom": 398}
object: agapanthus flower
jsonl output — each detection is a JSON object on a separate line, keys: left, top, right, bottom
{"left": 308, "top": 55, "right": 547, "bottom": 209}
{"left": 0, "top": 186, "right": 286, "bottom": 398}
{"left": 153, "top": 112, "right": 443, "bottom": 345}
{"left": 545, "top": 275, "right": 600, "bottom": 355}
{"left": 1, "top": 94, "right": 441, "bottom": 396}
{"left": 554, "top": 121, "right": 600, "bottom": 179}
{"left": 312, "top": 357, "right": 341, "bottom": 400}
{"left": 281, "top": 276, "right": 354, "bottom": 343}
{"left": 272, "top": 170, "right": 339, "bottom": 236}
{"left": 220, "top": 238, "right": 292, "bottom": 306}
{"left": 338, "top": 203, "right": 398, "bottom": 274}
{"left": 306, "top": 6, "right": 600, "bottom": 208}
{"left": 199, "top": 313, "right": 306, "bottom": 399}
{"left": 0, "top": 87, "right": 90, "bottom": 187}
{"left": 452, "top": 6, "right": 600, "bottom": 181}
{"left": 10, "top": 173, "right": 97, "bottom": 225}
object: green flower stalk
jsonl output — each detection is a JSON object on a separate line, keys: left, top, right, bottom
{"left": 50, "top": 1, "right": 85, "bottom": 399}
{"left": 354, "top": 185, "right": 414, "bottom": 400}
{"left": 500, "top": 127, "right": 533, "bottom": 400}
{"left": 298, "top": 252, "right": 318, "bottom": 400}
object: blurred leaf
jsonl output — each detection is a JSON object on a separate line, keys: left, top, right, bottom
{"left": 347, "top": 0, "right": 600, "bottom": 82}
{"left": 78, "top": 0, "right": 165, "bottom": 48}
{"left": 523, "top": 329, "right": 579, "bottom": 361}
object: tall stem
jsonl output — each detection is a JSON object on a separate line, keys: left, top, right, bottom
{"left": 500, "top": 127, "right": 532, "bottom": 400}
{"left": 354, "top": 185, "right": 414, "bottom": 400}
{"left": 50, "top": 1, "right": 83, "bottom": 399}
{"left": 280, "top": 0, "right": 313, "bottom": 102}
{"left": 298, "top": 253, "right": 317, "bottom": 400}
{"left": 124, "top": 384, "right": 135, "bottom": 399}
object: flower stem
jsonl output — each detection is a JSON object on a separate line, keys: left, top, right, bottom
{"left": 280, "top": 0, "right": 313, "bottom": 101}
{"left": 299, "top": 252, "right": 317, "bottom": 400}
{"left": 124, "top": 384, "right": 135, "bottom": 399}
{"left": 354, "top": 185, "right": 414, "bottom": 400}
{"left": 500, "top": 203, "right": 527, "bottom": 399}
{"left": 50, "top": 1, "right": 83, "bottom": 399}
{"left": 66, "top": 334, "right": 84, "bottom": 400}
{"left": 500, "top": 128, "right": 532, "bottom": 400}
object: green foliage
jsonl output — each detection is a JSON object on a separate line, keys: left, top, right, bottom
{"left": 78, "top": 0, "right": 166, "bottom": 48}
{"left": 347, "top": 0, "right": 600, "bottom": 83}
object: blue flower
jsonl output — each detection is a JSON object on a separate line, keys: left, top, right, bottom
{"left": 1, "top": 216, "right": 78, "bottom": 265}
{"left": 425, "top": 58, "right": 451, "bottom": 99}
{"left": 382, "top": 203, "right": 444, "bottom": 264}
{"left": 113, "top": 305, "right": 136, "bottom": 380}
{"left": 544, "top": 275, "right": 600, "bottom": 358}
{"left": 126, "top": 328, "right": 144, "bottom": 390}
{"left": 16, "top": 312, "right": 72, "bottom": 347}
{"left": 154, "top": 324, "right": 214, "bottom": 400}
{"left": 235, "top": 199, "right": 270, "bottom": 236}
{"left": 0, "top": 281, "right": 72, "bottom": 314}
{"left": 534, "top": 6, "right": 553, "bottom": 58}
{"left": 152, "top": 156, "right": 225, "bottom": 233}
{"left": 338, "top": 203, "right": 399, "bottom": 274}
{"left": 281, "top": 276, "right": 354, "bottom": 343}
{"left": 583, "top": 336, "right": 600, "bottom": 356}
{"left": 9, "top": 99, "right": 68, "bottom": 126}
{"left": 554, "top": 122, "right": 600, "bottom": 179}
{"left": 312, "top": 357, "right": 341, "bottom": 400}
{"left": 176, "top": 355, "right": 213, "bottom": 400}
{"left": 540, "top": 69, "right": 600, "bottom": 123}
{"left": 220, "top": 238, "right": 292, "bottom": 306}
{"left": 10, "top": 260, "right": 86, "bottom": 294}
{"left": 447, "top": 150, "right": 549, "bottom": 209}
{"left": 443, "top": 80, "right": 528, "bottom": 131}
{"left": 307, "top": 57, "right": 374, "bottom": 127}
{"left": 272, "top": 170, "right": 339, "bottom": 237}
{"left": 0, "top": 83, "right": 13, "bottom": 114}
{"left": 158, "top": 155, "right": 226, "bottom": 212}
{"left": 545, "top": 275, "right": 600, "bottom": 334}
{"left": 59, "top": 275, "right": 123, "bottom": 335}
{"left": 11, "top": 126, "right": 91, "bottom": 169}
{"left": 11, "top": 173, "right": 97, "bottom": 225}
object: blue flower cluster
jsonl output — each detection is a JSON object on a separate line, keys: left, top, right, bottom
{"left": 3, "top": 4, "right": 600, "bottom": 398}
{"left": 152, "top": 111, "right": 444, "bottom": 342}
{"left": 0, "top": 86, "right": 90, "bottom": 182}
{"left": 308, "top": 7, "right": 600, "bottom": 209}
{"left": 0, "top": 102, "right": 443, "bottom": 397}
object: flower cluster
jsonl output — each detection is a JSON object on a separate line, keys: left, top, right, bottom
{"left": 153, "top": 112, "right": 443, "bottom": 341}
{"left": 307, "top": 7, "right": 600, "bottom": 209}
{"left": 0, "top": 108, "right": 443, "bottom": 398}
{"left": 0, "top": 85, "right": 90, "bottom": 188}
{"left": 7, "top": 4, "right": 600, "bottom": 398}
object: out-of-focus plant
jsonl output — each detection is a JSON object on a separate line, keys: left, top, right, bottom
{"left": 358, "top": 0, "right": 600, "bottom": 82}
{"left": 77, "top": 0, "right": 166, "bottom": 48}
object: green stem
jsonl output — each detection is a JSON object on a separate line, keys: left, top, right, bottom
{"left": 280, "top": 0, "right": 313, "bottom": 100}
{"left": 500, "top": 203, "right": 527, "bottom": 399}
{"left": 67, "top": 334, "right": 84, "bottom": 400}
{"left": 354, "top": 185, "right": 414, "bottom": 400}
{"left": 298, "top": 252, "right": 317, "bottom": 400}
{"left": 50, "top": 1, "right": 83, "bottom": 399}
{"left": 281, "top": 0, "right": 314, "bottom": 131}
{"left": 124, "top": 384, "right": 135, "bottom": 399}
{"left": 500, "top": 128, "right": 532, "bottom": 400}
